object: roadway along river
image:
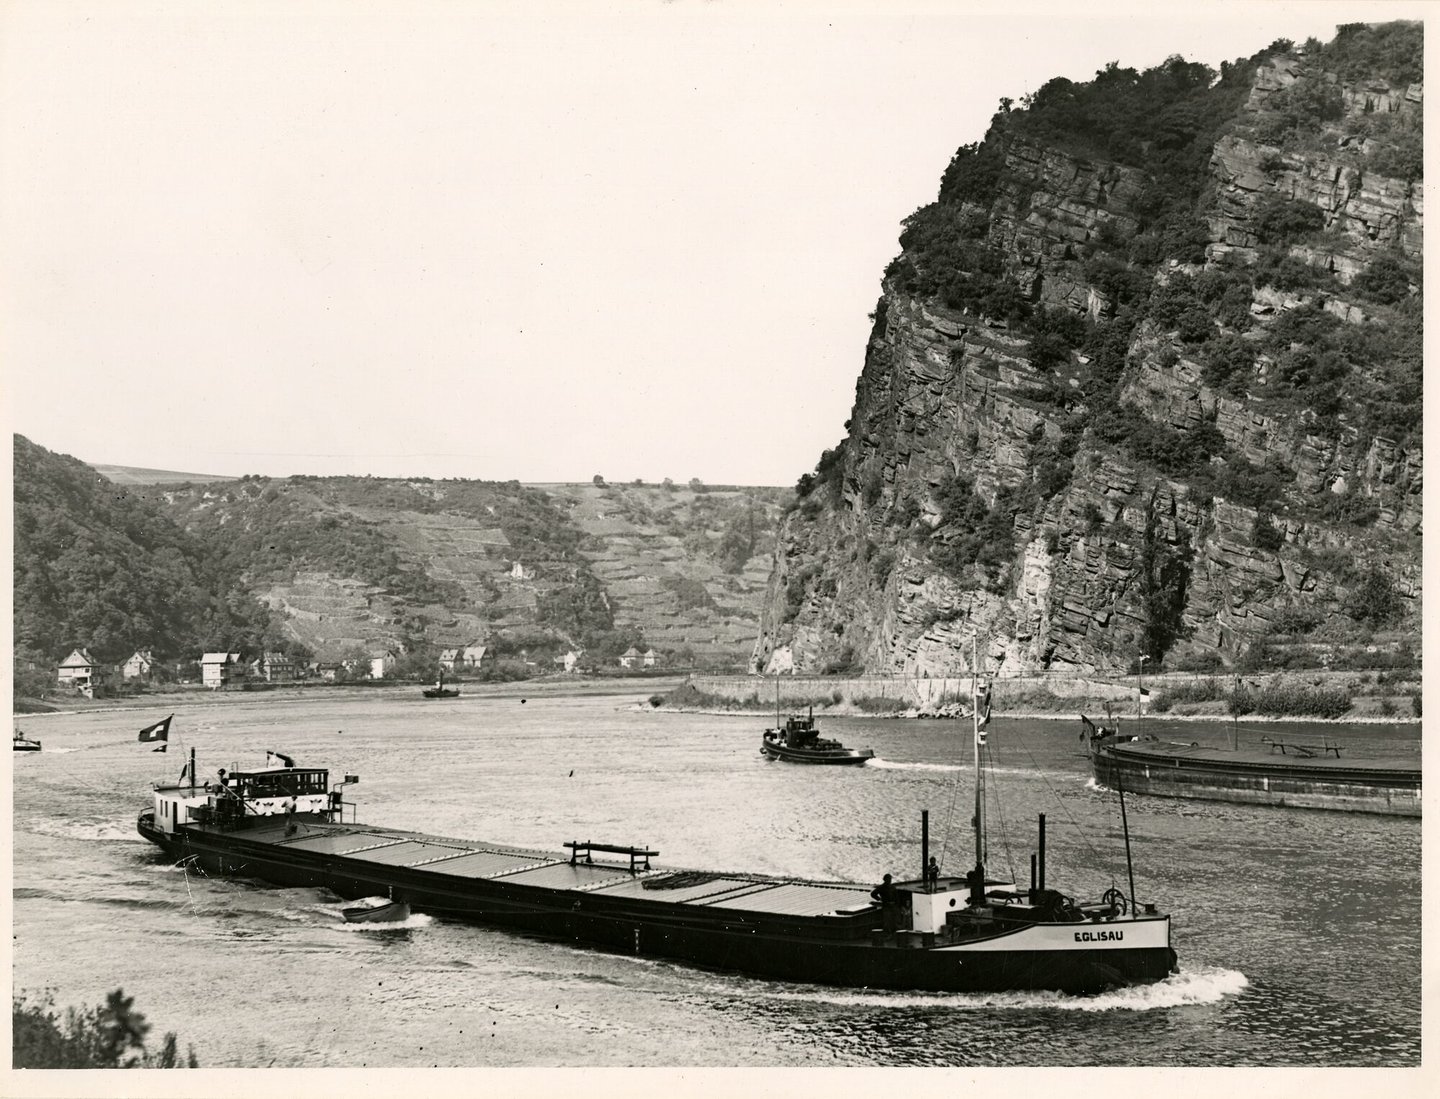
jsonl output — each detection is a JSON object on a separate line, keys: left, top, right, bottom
{"left": 10, "top": 689, "right": 1421, "bottom": 1067}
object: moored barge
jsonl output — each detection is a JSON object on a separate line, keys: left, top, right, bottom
{"left": 1085, "top": 723, "right": 1420, "bottom": 817}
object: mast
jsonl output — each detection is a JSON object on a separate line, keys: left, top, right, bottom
{"left": 970, "top": 634, "right": 985, "bottom": 906}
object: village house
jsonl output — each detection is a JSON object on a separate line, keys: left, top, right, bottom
{"left": 250, "top": 652, "right": 297, "bottom": 682}
{"left": 439, "top": 642, "right": 487, "bottom": 672}
{"left": 201, "top": 652, "right": 245, "bottom": 690}
{"left": 619, "top": 646, "right": 642, "bottom": 669}
{"left": 642, "top": 648, "right": 658, "bottom": 668}
{"left": 121, "top": 649, "right": 156, "bottom": 682}
{"left": 369, "top": 652, "right": 397, "bottom": 680}
{"left": 57, "top": 648, "right": 107, "bottom": 695}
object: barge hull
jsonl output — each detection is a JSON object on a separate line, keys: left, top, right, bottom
{"left": 1092, "top": 747, "right": 1420, "bottom": 817}
{"left": 140, "top": 815, "right": 1173, "bottom": 994}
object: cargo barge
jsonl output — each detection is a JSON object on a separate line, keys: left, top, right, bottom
{"left": 1084, "top": 721, "right": 1420, "bottom": 817}
{"left": 136, "top": 685, "right": 1176, "bottom": 994}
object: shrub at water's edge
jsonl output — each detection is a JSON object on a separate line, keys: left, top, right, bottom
{"left": 13, "top": 988, "right": 197, "bottom": 1069}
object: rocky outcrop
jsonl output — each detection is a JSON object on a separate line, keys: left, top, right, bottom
{"left": 752, "top": 29, "right": 1421, "bottom": 677}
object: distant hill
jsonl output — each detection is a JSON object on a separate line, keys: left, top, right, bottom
{"left": 130, "top": 474, "right": 792, "bottom": 669}
{"left": 15, "top": 441, "right": 794, "bottom": 687}
{"left": 92, "top": 464, "right": 233, "bottom": 485}
{"left": 12, "top": 436, "right": 280, "bottom": 693}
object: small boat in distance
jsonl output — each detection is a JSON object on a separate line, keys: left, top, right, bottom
{"left": 422, "top": 670, "right": 460, "bottom": 699}
{"left": 13, "top": 729, "right": 42, "bottom": 752}
{"left": 341, "top": 895, "right": 411, "bottom": 924}
{"left": 761, "top": 710, "right": 874, "bottom": 765}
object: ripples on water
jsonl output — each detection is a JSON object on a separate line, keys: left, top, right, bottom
{"left": 10, "top": 696, "right": 1421, "bottom": 1067}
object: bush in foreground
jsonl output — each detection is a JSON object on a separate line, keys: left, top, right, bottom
{"left": 13, "top": 988, "right": 197, "bottom": 1069}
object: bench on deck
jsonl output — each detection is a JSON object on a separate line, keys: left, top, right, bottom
{"left": 564, "top": 840, "right": 659, "bottom": 874}
{"left": 1262, "top": 736, "right": 1342, "bottom": 759}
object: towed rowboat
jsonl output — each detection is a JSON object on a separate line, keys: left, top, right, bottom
{"left": 341, "top": 895, "right": 411, "bottom": 923}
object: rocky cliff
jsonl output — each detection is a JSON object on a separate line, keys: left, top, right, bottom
{"left": 753, "top": 23, "right": 1422, "bottom": 677}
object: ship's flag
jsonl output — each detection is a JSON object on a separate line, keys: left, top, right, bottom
{"left": 1080, "top": 713, "right": 1096, "bottom": 742}
{"left": 152, "top": 744, "right": 167, "bottom": 753}
{"left": 138, "top": 715, "right": 173, "bottom": 743}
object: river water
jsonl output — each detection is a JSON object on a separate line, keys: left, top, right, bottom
{"left": 9, "top": 688, "right": 1422, "bottom": 1068}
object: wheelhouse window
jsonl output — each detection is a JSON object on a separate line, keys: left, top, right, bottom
{"left": 232, "top": 769, "right": 329, "bottom": 799}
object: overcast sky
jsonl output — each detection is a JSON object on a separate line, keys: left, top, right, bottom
{"left": 1, "top": 0, "right": 1420, "bottom": 485}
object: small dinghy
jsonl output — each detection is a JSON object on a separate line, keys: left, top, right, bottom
{"left": 341, "top": 896, "right": 410, "bottom": 923}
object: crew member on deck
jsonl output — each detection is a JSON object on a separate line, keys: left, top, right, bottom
{"left": 926, "top": 856, "right": 940, "bottom": 892}
{"left": 871, "top": 873, "right": 899, "bottom": 932}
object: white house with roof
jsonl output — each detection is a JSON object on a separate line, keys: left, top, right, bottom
{"left": 121, "top": 649, "right": 156, "bottom": 681}
{"left": 201, "top": 652, "right": 245, "bottom": 689}
{"left": 619, "top": 646, "right": 642, "bottom": 668}
{"left": 57, "top": 648, "right": 106, "bottom": 694}
{"left": 251, "top": 652, "right": 296, "bottom": 682}
{"left": 642, "top": 648, "right": 658, "bottom": 667}
{"left": 440, "top": 642, "right": 487, "bottom": 671}
{"left": 369, "top": 651, "right": 397, "bottom": 679}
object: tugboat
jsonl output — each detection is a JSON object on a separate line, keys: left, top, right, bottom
{"left": 136, "top": 668, "right": 1177, "bottom": 994}
{"left": 421, "top": 670, "right": 460, "bottom": 699}
{"left": 761, "top": 709, "right": 874, "bottom": 765}
{"left": 13, "top": 729, "right": 42, "bottom": 752}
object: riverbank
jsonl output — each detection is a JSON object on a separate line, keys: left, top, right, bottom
{"left": 652, "top": 673, "right": 1421, "bottom": 725}
{"left": 13, "top": 675, "right": 688, "bottom": 718}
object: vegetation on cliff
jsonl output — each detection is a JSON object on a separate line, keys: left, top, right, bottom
{"left": 765, "top": 22, "right": 1421, "bottom": 677}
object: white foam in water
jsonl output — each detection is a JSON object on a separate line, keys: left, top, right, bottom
{"left": 751, "top": 966, "right": 1248, "bottom": 1011}
{"left": 330, "top": 913, "right": 433, "bottom": 932}
{"left": 28, "top": 820, "right": 146, "bottom": 843}
{"left": 865, "top": 759, "right": 966, "bottom": 773}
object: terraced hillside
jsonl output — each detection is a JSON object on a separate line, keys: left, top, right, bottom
{"left": 541, "top": 483, "right": 787, "bottom": 663}
{"left": 132, "top": 474, "right": 789, "bottom": 669}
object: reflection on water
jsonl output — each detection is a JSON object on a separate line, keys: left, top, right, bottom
{"left": 11, "top": 695, "right": 1420, "bottom": 1067}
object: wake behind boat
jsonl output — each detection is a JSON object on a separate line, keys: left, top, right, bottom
{"left": 135, "top": 662, "right": 1177, "bottom": 995}
{"left": 761, "top": 711, "right": 874, "bottom": 765}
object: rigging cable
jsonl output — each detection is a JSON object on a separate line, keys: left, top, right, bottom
{"left": 984, "top": 739, "right": 1018, "bottom": 886}
{"left": 1008, "top": 718, "right": 1105, "bottom": 868}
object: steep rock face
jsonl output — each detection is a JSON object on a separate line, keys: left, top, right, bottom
{"left": 753, "top": 27, "right": 1421, "bottom": 676}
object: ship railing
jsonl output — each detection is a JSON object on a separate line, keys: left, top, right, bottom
{"left": 564, "top": 840, "right": 659, "bottom": 874}
{"left": 1262, "top": 735, "right": 1342, "bottom": 758}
